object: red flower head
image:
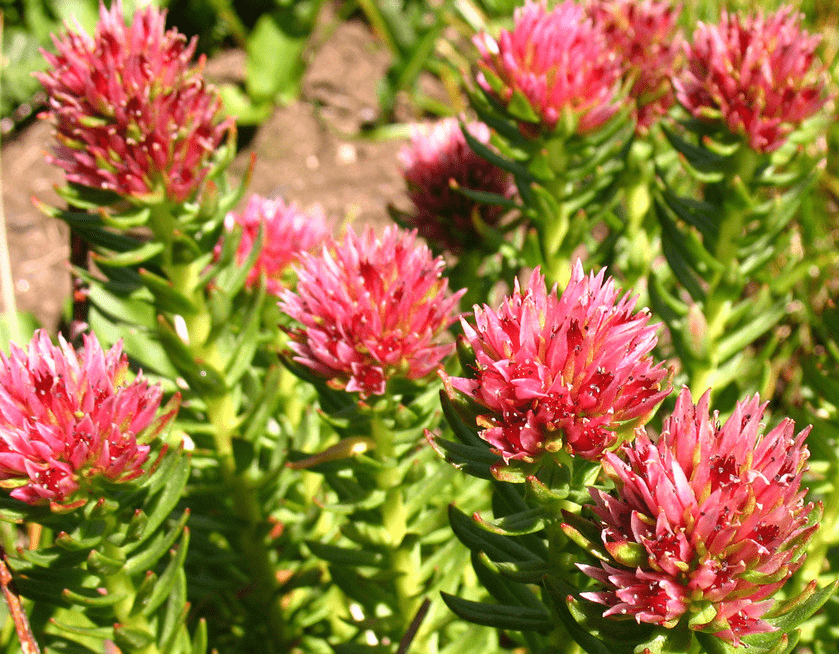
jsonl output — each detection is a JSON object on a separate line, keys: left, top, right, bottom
{"left": 673, "top": 6, "right": 829, "bottom": 153}
{"left": 444, "top": 262, "right": 669, "bottom": 462}
{"left": 219, "top": 194, "right": 331, "bottom": 296}
{"left": 580, "top": 388, "right": 818, "bottom": 645}
{"left": 587, "top": 0, "right": 683, "bottom": 133}
{"left": 279, "top": 226, "right": 465, "bottom": 398}
{"left": 0, "top": 330, "right": 178, "bottom": 510}
{"left": 474, "top": 0, "right": 624, "bottom": 136}
{"left": 36, "top": 0, "right": 233, "bottom": 202}
{"left": 398, "top": 118, "right": 513, "bottom": 253}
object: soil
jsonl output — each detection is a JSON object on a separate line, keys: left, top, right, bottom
{"left": 0, "top": 11, "right": 416, "bottom": 333}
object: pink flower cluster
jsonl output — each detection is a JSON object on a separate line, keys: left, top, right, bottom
{"left": 279, "top": 227, "right": 464, "bottom": 398}
{"left": 0, "top": 331, "right": 177, "bottom": 510}
{"left": 444, "top": 262, "right": 669, "bottom": 462}
{"left": 581, "top": 388, "right": 817, "bottom": 644}
{"left": 37, "top": 1, "right": 233, "bottom": 202}
{"left": 221, "top": 194, "right": 331, "bottom": 296}
{"left": 399, "top": 118, "right": 513, "bottom": 253}
{"left": 474, "top": 0, "right": 623, "bottom": 136}
{"left": 587, "top": 0, "right": 683, "bottom": 133}
{"left": 674, "top": 6, "right": 828, "bottom": 153}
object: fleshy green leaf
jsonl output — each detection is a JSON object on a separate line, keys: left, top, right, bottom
{"left": 140, "top": 269, "right": 199, "bottom": 316}
{"left": 306, "top": 541, "right": 385, "bottom": 568}
{"left": 662, "top": 125, "right": 726, "bottom": 183}
{"left": 93, "top": 241, "right": 166, "bottom": 268}
{"left": 448, "top": 505, "right": 546, "bottom": 566}
{"left": 440, "top": 592, "right": 553, "bottom": 632}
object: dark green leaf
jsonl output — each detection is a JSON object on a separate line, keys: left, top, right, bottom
{"left": 448, "top": 505, "right": 546, "bottom": 566}
{"left": 474, "top": 507, "right": 549, "bottom": 536}
{"left": 427, "top": 434, "right": 497, "bottom": 480}
{"left": 125, "top": 510, "right": 190, "bottom": 576}
{"left": 113, "top": 624, "right": 156, "bottom": 651}
{"left": 54, "top": 183, "right": 124, "bottom": 211}
{"left": 93, "top": 241, "right": 165, "bottom": 268}
{"left": 61, "top": 587, "right": 127, "bottom": 608}
{"left": 715, "top": 295, "right": 788, "bottom": 362}
{"left": 139, "top": 269, "right": 199, "bottom": 316}
{"left": 306, "top": 540, "right": 385, "bottom": 568}
{"left": 440, "top": 592, "right": 552, "bottom": 632}
{"left": 87, "top": 549, "right": 125, "bottom": 576}
{"left": 223, "top": 290, "right": 265, "bottom": 387}
{"left": 156, "top": 318, "right": 227, "bottom": 397}
{"left": 765, "top": 579, "right": 839, "bottom": 632}
{"left": 662, "top": 126, "right": 726, "bottom": 183}
{"left": 124, "top": 453, "right": 190, "bottom": 555}
{"left": 460, "top": 122, "right": 536, "bottom": 183}
{"left": 657, "top": 204, "right": 705, "bottom": 302}
{"left": 658, "top": 183, "right": 719, "bottom": 240}
{"left": 140, "top": 529, "right": 190, "bottom": 617}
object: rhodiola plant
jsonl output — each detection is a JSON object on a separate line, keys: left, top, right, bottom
{"left": 278, "top": 225, "right": 498, "bottom": 651}
{"left": 653, "top": 5, "right": 833, "bottom": 406}
{"left": 392, "top": 117, "right": 520, "bottom": 308}
{"left": 561, "top": 388, "right": 835, "bottom": 654}
{"left": 468, "top": 0, "right": 635, "bottom": 286}
{"left": 28, "top": 2, "right": 334, "bottom": 652}
{"left": 0, "top": 330, "right": 191, "bottom": 654}
{"left": 431, "top": 262, "right": 673, "bottom": 651}
{"left": 1, "top": 0, "right": 837, "bottom": 653}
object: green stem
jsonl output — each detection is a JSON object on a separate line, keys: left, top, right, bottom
{"left": 688, "top": 145, "right": 759, "bottom": 397}
{"left": 543, "top": 519, "right": 582, "bottom": 654}
{"left": 370, "top": 410, "right": 422, "bottom": 637}
{"left": 539, "top": 453, "right": 585, "bottom": 654}
{"left": 538, "top": 137, "right": 574, "bottom": 287}
{"left": 620, "top": 139, "right": 656, "bottom": 297}
{"left": 203, "top": 373, "right": 288, "bottom": 650}
{"left": 101, "top": 519, "right": 160, "bottom": 654}
{"left": 147, "top": 204, "right": 176, "bottom": 269}
{"left": 150, "top": 204, "right": 287, "bottom": 650}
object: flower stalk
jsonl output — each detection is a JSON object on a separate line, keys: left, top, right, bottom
{"left": 655, "top": 4, "right": 831, "bottom": 404}
{"left": 688, "top": 144, "right": 760, "bottom": 397}
{"left": 469, "top": 0, "right": 633, "bottom": 286}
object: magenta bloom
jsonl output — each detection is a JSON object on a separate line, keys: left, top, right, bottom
{"left": 673, "top": 6, "right": 828, "bottom": 153}
{"left": 587, "top": 0, "right": 683, "bottom": 133}
{"left": 444, "top": 262, "right": 669, "bottom": 462}
{"left": 580, "top": 388, "right": 817, "bottom": 645}
{"left": 220, "top": 194, "right": 331, "bottom": 296}
{"left": 36, "top": 0, "right": 233, "bottom": 202}
{"left": 279, "top": 227, "right": 464, "bottom": 398}
{"left": 398, "top": 118, "right": 513, "bottom": 253}
{"left": 474, "top": 0, "right": 623, "bottom": 136}
{"left": 0, "top": 330, "right": 178, "bottom": 510}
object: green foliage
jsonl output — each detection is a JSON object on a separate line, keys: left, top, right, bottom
{"left": 7, "top": 1, "right": 839, "bottom": 653}
{"left": 213, "top": 0, "right": 327, "bottom": 124}
{"left": 652, "top": 114, "right": 831, "bottom": 408}
{"left": 0, "top": 442, "right": 197, "bottom": 653}
{"left": 281, "top": 363, "right": 496, "bottom": 652}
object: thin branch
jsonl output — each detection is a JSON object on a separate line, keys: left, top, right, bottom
{"left": 0, "top": 556, "right": 42, "bottom": 654}
{"left": 395, "top": 597, "right": 431, "bottom": 654}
